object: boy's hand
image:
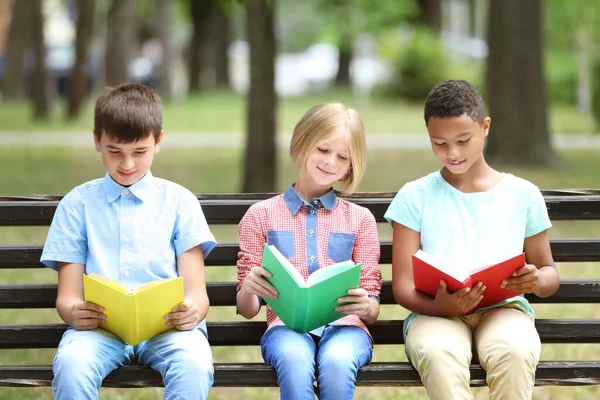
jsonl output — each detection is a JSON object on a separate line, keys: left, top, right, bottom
{"left": 241, "top": 266, "right": 278, "bottom": 300}
{"left": 166, "top": 299, "right": 200, "bottom": 331}
{"left": 70, "top": 301, "right": 106, "bottom": 331}
{"left": 501, "top": 264, "right": 539, "bottom": 293}
{"left": 433, "top": 280, "right": 485, "bottom": 316}
{"left": 335, "top": 288, "right": 370, "bottom": 317}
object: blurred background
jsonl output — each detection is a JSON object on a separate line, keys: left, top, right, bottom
{"left": 0, "top": 0, "right": 600, "bottom": 399}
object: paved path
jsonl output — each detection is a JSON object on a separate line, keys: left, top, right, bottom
{"left": 1, "top": 132, "right": 600, "bottom": 150}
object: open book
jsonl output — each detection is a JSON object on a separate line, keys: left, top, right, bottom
{"left": 261, "top": 244, "right": 361, "bottom": 334}
{"left": 83, "top": 273, "right": 184, "bottom": 345}
{"left": 412, "top": 250, "right": 526, "bottom": 309}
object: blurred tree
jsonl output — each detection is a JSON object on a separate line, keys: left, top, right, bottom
{"left": 106, "top": 0, "right": 136, "bottom": 86}
{"left": 156, "top": 0, "right": 175, "bottom": 100}
{"left": 485, "top": 0, "right": 558, "bottom": 165}
{"left": 187, "top": 0, "right": 218, "bottom": 92}
{"left": 417, "top": 0, "right": 441, "bottom": 32}
{"left": 31, "top": 0, "right": 50, "bottom": 119}
{"left": 67, "top": 0, "right": 95, "bottom": 120}
{"left": 544, "top": 0, "right": 599, "bottom": 114}
{"left": 3, "top": 0, "right": 30, "bottom": 101}
{"left": 213, "top": 5, "right": 230, "bottom": 87}
{"left": 242, "top": 0, "right": 276, "bottom": 192}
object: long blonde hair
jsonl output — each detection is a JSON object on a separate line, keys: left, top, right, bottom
{"left": 290, "top": 103, "right": 366, "bottom": 193}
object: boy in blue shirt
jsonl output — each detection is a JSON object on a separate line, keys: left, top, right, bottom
{"left": 41, "top": 84, "right": 216, "bottom": 400}
{"left": 385, "top": 80, "right": 559, "bottom": 399}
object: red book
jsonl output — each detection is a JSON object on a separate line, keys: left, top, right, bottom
{"left": 412, "top": 250, "right": 526, "bottom": 309}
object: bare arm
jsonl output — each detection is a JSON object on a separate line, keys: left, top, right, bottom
{"left": 391, "top": 222, "right": 485, "bottom": 317}
{"left": 56, "top": 262, "right": 105, "bottom": 329}
{"left": 167, "top": 245, "right": 210, "bottom": 330}
{"left": 502, "top": 230, "right": 559, "bottom": 297}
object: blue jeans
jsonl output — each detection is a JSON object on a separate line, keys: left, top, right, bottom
{"left": 261, "top": 325, "right": 373, "bottom": 400}
{"left": 52, "top": 325, "right": 214, "bottom": 400}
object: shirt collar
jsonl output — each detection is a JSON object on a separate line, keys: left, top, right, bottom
{"left": 283, "top": 183, "right": 338, "bottom": 215}
{"left": 102, "top": 171, "right": 154, "bottom": 203}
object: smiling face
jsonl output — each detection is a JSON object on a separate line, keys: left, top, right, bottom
{"left": 299, "top": 132, "right": 352, "bottom": 191}
{"left": 427, "top": 114, "right": 491, "bottom": 175}
{"left": 94, "top": 131, "right": 163, "bottom": 186}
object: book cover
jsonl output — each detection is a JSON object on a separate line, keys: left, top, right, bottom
{"left": 261, "top": 244, "right": 361, "bottom": 334}
{"left": 83, "top": 273, "right": 184, "bottom": 345}
{"left": 412, "top": 250, "right": 526, "bottom": 309}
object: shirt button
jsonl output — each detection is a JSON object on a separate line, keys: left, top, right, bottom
{"left": 310, "top": 255, "right": 315, "bottom": 262}
{"left": 313, "top": 200, "right": 318, "bottom": 205}
{"left": 310, "top": 209, "right": 315, "bottom": 215}
{"left": 123, "top": 189, "right": 130, "bottom": 195}
{"left": 124, "top": 237, "right": 129, "bottom": 243}
{"left": 309, "top": 229, "right": 315, "bottom": 236}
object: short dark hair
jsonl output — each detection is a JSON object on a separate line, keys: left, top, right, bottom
{"left": 424, "top": 80, "right": 485, "bottom": 125}
{"left": 94, "top": 83, "right": 162, "bottom": 143}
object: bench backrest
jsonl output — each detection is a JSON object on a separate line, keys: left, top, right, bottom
{"left": 0, "top": 190, "right": 600, "bottom": 349}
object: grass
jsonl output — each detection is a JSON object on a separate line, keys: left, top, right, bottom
{"left": 0, "top": 147, "right": 599, "bottom": 399}
{"left": 0, "top": 88, "right": 597, "bottom": 134}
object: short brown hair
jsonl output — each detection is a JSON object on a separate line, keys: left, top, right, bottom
{"left": 94, "top": 83, "right": 163, "bottom": 143}
{"left": 290, "top": 103, "right": 366, "bottom": 194}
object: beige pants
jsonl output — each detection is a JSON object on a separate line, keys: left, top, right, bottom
{"left": 405, "top": 306, "right": 540, "bottom": 400}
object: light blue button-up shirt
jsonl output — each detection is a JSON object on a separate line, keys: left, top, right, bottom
{"left": 41, "top": 171, "right": 217, "bottom": 291}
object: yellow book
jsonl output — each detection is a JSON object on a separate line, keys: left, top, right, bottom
{"left": 83, "top": 273, "right": 184, "bottom": 345}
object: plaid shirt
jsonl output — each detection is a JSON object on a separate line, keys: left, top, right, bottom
{"left": 237, "top": 184, "right": 382, "bottom": 339}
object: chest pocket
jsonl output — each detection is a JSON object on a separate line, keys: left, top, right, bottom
{"left": 327, "top": 232, "right": 356, "bottom": 263}
{"left": 267, "top": 230, "right": 295, "bottom": 259}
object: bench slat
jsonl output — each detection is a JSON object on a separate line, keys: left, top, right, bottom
{"left": 2, "top": 238, "right": 599, "bottom": 269}
{"left": 0, "top": 320, "right": 597, "bottom": 349}
{"left": 0, "top": 361, "right": 598, "bottom": 388}
{"left": 1, "top": 279, "right": 599, "bottom": 309}
{"left": 1, "top": 194, "right": 600, "bottom": 226}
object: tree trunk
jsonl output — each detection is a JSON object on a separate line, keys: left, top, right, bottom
{"left": 105, "top": 0, "right": 135, "bottom": 86}
{"left": 30, "top": 0, "right": 50, "bottom": 119}
{"left": 156, "top": 0, "right": 175, "bottom": 100}
{"left": 213, "top": 6, "right": 230, "bottom": 88}
{"left": 485, "top": 0, "right": 558, "bottom": 165}
{"left": 242, "top": 0, "right": 276, "bottom": 193}
{"left": 335, "top": 36, "right": 352, "bottom": 87}
{"left": 3, "top": 0, "right": 30, "bottom": 101}
{"left": 188, "top": 0, "right": 217, "bottom": 92}
{"left": 577, "top": 28, "right": 591, "bottom": 116}
{"left": 418, "top": 0, "right": 441, "bottom": 32}
{"left": 67, "top": 0, "right": 95, "bottom": 120}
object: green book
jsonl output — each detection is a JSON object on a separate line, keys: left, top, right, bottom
{"left": 261, "top": 243, "right": 362, "bottom": 334}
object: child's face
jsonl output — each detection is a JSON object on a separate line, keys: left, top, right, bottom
{"left": 302, "top": 133, "right": 352, "bottom": 189}
{"left": 426, "top": 114, "right": 490, "bottom": 175}
{"left": 94, "top": 131, "right": 163, "bottom": 186}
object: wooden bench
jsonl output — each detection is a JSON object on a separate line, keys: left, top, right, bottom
{"left": 1, "top": 190, "right": 600, "bottom": 390}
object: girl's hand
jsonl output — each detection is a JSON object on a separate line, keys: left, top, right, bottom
{"left": 501, "top": 264, "right": 540, "bottom": 293}
{"left": 433, "top": 280, "right": 485, "bottom": 316}
{"left": 335, "top": 288, "right": 371, "bottom": 318}
{"left": 166, "top": 299, "right": 200, "bottom": 331}
{"left": 241, "top": 266, "right": 278, "bottom": 300}
{"left": 70, "top": 301, "right": 106, "bottom": 331}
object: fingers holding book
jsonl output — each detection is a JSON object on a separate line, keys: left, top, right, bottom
{"left": 165, "top": 299, "right": 200, "bottom": 331}
{"left": 434, "top": 280, "right": 486, "bottom": 317}
{"left": 71, "top": 301, "right": 106, "bottom": 331}
{"left": 242, "top": 266, "right": 278, "bottom": 300}
{"left": 335, "top": 288, "right": 370, "bottom": 317}
{"left": 501, "top": 263, "right": 540, "bottom": 293}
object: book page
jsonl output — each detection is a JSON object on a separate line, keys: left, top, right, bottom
{"left": 414, "top": 250, "right": 470, "bottom": 282}
{"left": 306, "top": 260, "right": 356, "bottom": 286}
{"left": 86, "top": 273, "right": 129, "bottom": 295}
{"left": 266, "top": 245, "right": 306, "bottom": 287}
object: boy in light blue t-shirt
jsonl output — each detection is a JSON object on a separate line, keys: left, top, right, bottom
{"left": 41, "top": 84, "right": 216, "bottom": 400}
{"left": 384, "top": 80, "right": 559, "bottom": 400}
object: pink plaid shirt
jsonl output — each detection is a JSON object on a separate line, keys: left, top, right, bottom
{"left": 237, "top": 184, "right": 382, "bottom": 339}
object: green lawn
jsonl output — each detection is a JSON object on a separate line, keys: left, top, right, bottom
{"left": 0, "top": 89, "right": 597, "bottom": 134}
{"left": 0, "top": 147, "right": 599, "bottom": 399}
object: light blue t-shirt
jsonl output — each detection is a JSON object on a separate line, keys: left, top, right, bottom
{"left": 384, "top": 171, "right": 552, "bottom": 337}
{"left": 41, "top": 171, "right": 216, "bottom": 291}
